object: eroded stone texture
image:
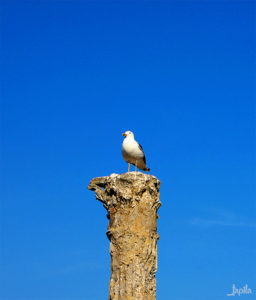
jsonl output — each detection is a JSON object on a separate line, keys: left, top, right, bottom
{"left": 88, "top": 172, "right": 161, "bottom": 300}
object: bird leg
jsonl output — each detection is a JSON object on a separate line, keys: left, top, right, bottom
{"left": 128, "top": 163, "right": 130, "bottom": 172}
{"left": 135, "top": 160, "right": 137, "bottom": 172}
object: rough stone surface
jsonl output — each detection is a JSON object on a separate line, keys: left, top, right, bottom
{"left": 88, "top": 172, "right": 161, "bottom": 300}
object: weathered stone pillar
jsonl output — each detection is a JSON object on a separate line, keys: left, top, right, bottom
{"left": 88, "top": 172, "right": 161, "bottom": 300}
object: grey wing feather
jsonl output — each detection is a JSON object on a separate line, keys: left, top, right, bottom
{"left": 138, "top": 143, "right": 147, "bottom": 164}
{"left": 138, "top": 143, "right": 144, "bottom": 153}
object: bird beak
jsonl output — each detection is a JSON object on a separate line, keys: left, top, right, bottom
{"left": 122, "top": 133, "right": 126, "bottom": 137}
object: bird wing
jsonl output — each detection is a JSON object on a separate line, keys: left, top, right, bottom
{"left": 138, "top": 143, "right": 147, "bottom": 164}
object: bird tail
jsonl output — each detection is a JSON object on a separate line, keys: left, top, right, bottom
{"left": 143, "top": 167, "right": 150, "bottom": 172}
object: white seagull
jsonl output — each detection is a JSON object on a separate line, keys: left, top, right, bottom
{"left": 122, "top": 131, "right": 150, "bottom": 172}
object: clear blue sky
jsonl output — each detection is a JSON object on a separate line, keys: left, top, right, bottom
{"left": 0, "top": 1, "right": 255, "bottom": 300}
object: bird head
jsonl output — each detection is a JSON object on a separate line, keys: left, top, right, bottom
{"left": 122, "top": 131, "right": 134, "bottom": 138}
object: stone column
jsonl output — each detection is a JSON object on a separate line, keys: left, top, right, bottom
{"left": 88, "top": 172, "right": 161, "bottom": 300}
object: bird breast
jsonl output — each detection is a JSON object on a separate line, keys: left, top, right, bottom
{"left": 122, "top": 138, "right": 144, "bottom": 159}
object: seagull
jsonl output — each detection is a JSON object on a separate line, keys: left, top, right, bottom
{"left": 122, "top": 131, "right": 150, "bottom": 172}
